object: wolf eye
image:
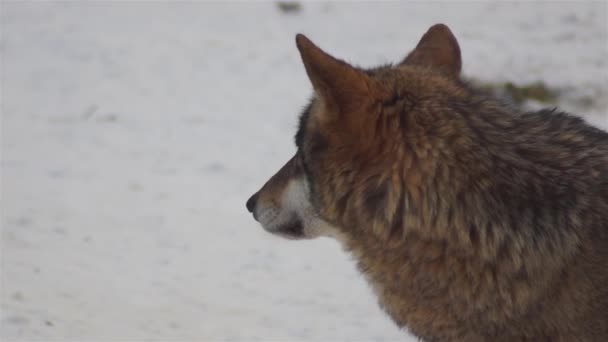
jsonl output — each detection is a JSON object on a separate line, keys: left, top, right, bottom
{"left": 297, "top": 149, "right": 310, "bottom": 175}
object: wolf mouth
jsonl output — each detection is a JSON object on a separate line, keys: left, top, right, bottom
{"left": 264, "top": 218, "right": 305, "bottom": 239}
{"left": 255, "top": 208, "right": 305, "bottom": 238}
{"left": 272, "top": 221, "right": 304, "bottom": 239}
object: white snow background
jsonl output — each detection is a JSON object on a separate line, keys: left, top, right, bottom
{"left": 1, "top": 1, "right": 607, "bottom": 341}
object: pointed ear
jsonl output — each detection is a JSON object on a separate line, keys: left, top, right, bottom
{"left": 401, "top": 24, "right": 462, "bottom": 77}
{"left": 295, "top": 34, "right": 373, "bottom": 116}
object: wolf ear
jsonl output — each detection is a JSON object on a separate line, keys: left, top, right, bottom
{"left": 296, "top": 34, "right": 373, "bottom": 116}
{"left": 401, "top": 24, "right": 462, "bottom": 77}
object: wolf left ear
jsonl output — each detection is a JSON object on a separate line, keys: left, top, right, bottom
{"left": 296, "top": 34, "right": 375, "bottom": 117}
{"left": 401, "top": 24, "right": 462, "bottom": 77}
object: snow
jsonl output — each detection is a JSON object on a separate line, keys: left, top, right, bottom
{"left": 1, "top": 2, "right": 606, "bottom": 341}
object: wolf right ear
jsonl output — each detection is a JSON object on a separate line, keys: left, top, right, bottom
{"left": 401, "top": 24, "right": 462, "bottom": 77}
{"left": 296, "top": 34, "right": 376, "bottom": 118}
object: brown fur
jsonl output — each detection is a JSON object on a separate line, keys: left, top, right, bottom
{"left": 247, "top": 24, "right": 608, "bottom": 341}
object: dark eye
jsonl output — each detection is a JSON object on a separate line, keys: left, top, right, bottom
{"left": 297, "top": 149, "right": 310, "bottom": 175}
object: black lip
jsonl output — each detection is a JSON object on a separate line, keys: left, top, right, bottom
{"left": 281, "top": 221, "right": 304, "bottom": 236}
{"left": 271, "top": 221, "right": 305, "bottom": 239}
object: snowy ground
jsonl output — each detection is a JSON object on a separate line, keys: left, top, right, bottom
{"left": 1, "top": 2, "right": 606, "bottom": 341}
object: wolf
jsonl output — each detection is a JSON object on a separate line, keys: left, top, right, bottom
{"left": 246, "top": 24, "right": 608, "bottom": 341}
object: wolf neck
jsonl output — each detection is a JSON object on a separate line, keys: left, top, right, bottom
{"left": 335, "top": 176, "right": 582, "bottom": 340}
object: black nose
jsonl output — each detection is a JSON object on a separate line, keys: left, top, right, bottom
{"left": 246, "top": 193, "right": 258, "bottom": 213}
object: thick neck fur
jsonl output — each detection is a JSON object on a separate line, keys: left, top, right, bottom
{"left": 311, "top": 73, "right": 608, "bottom": 340}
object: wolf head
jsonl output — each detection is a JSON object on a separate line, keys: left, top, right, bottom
{"left": 245, "top": 24, "right": 608, "bottom": 341}
{"left": 246, "top": 24, "right": 463, "bottom": 241}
